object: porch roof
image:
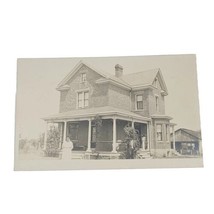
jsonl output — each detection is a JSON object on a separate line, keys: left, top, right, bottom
{"left": 42, "top": 106, "right": 151, "bottom": 122}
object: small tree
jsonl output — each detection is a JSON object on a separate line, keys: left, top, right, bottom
{"left": 19, "top": 138, "right": 28, "bottom": 151}
{"left": 38, "top": 133, "right": 45, "bottom": 149}
{"left": 92, "top": 115, "right": 102, "bottom": 145}
{"left": 123, "top": 124, "right": 140, "bottom": 159}
{"left": 45, "top": 125, "right": 60, "bottom": 157}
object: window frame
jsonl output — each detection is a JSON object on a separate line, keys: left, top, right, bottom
{"left": 77, "top": 90, "right": 89, "bottom": 109}
{"left": 156, "top": 124, "right": 163, "bottom": 142}
{"left": 80, "top": 73, "right": 87, "bottom": 83}
{"left": 154, "top": 78, "right": 158, "bottom": 88}
{"left": 135, "top": 94, "right": 144, "bottom": 110}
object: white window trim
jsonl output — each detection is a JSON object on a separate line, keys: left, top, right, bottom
{"left": 135, "top": 94, "right": 144, "bottom": 111}
{"left": 156, "top": 123, "right": 163, "bottom": 142}
{"left": 154, "top": 77, "right": 158, "bottom": 88}
{"left": 76, "top": 89, "right": 89, "bottom": 109}
{"left": 80, "top": 73, "right": 87, "bottom": 83}
{"left": 165, "top": 124, "right": 170, "bottom": 142}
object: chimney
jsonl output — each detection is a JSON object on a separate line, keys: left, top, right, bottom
{"left": 115, "top": 64, "right": 123, "bottom": 78}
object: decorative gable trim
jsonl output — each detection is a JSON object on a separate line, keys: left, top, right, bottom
{"left": 96, "top": 78, "right": 131, "bottom": 90}
{"left": 57, "top": 84, "right": 70, "bottom": 91}
{"left": 154, "top": 69, "right": 168, "bottom": 95}
{"left": 56, "top": 61, "right": 168, "bottom": 95}
{"left": 56, "top": 60, "right": 108, "bottom": 90}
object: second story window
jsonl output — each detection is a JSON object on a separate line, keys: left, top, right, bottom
{"left": 136, "top": 95, "right": 143, "bottom": 110}
{"left": 78, "top": 91, "right": 89, "bottom": 108}
{"left": 81, "top": 73, "right": 86, "bottom": 83}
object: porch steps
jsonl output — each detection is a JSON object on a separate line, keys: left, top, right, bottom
{"left": 71, "top": 153, "right": 85, "bottom": 159}
{"left": 171, "top": 150, "right": 182, "bottom": 157}
{"left": 137, "top": 150, "right": 151, "bottom": 159}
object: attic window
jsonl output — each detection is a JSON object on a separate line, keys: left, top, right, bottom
{"left": 81, "top": 73, "right": 86, "bottom": 83}
{"left": 136, "top": 95, "right": 143, "bottom": 110}
{"left": 154, "top": 78, "right": 158, "bottom": 88}
{"left": 155, "top": 96, "right": 159, "bottom": 112}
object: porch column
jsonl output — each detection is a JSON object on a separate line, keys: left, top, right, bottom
{"left": 58, "top": 123, "right": 63, "bottom": 149}
{"left": 147, "top": 122, "right": 150, "bottom": 150}
{"left": 199, "top": 140, "right": 202, "bottom": 156}
{"left": 112, "top": 117, "right": 117, "bottom": 153}
{"left": 86, "top": 119, "right": 92, "bottom": 152}
{"left": 172, "top": 125, "right": 176, "bottom": 150}
{"left": 131, "top": 119, "right": 134, "bottom": 128}
{"left": 43, "top": 122, "right": 48, "bottom": 150}
{"left": 63, "top": 121, "right": 67, "bottom": 143}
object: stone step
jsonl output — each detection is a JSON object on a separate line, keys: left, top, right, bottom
{"left": 137, "top": 150, "right": 151, "bottom": 159}
{"left": 71, "top": 154, "right": 85, "bottom": 159}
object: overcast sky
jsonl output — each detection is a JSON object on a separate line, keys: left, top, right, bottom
{"left": 16, "top": 55, "right": 201, "bottom": 139}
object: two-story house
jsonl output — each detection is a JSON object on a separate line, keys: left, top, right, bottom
{"left": 43, "top": 61, "right": 176, "bottom": 158}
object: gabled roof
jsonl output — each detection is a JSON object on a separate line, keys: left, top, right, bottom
{"left": 56, "top": 60, "right": 168, "bottom": 94}
{"left": 121, "top": 68, "right": 159, "bottom": 86}
{"left": 56, "top": 61, "right": 106, "bottom": 90}
{"left": 179, "top": 128, "right": 201, "bottom": 140}
{"left": 56, "top": 61, "right": 131, "bottom": 91}
{"left": 181, "top": 129, "right": 201, "bottom": 139}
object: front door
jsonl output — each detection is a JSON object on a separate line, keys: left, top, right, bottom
{"left": 134, "top": 123, "right": 148, "bottom": 150}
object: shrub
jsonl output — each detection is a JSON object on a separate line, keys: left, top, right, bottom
{"left": 45, "top": 125, "right": 60, "bottom": 157}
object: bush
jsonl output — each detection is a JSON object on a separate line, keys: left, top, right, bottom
{"left": 45, "top": 125, "right": 60, "bottom": 157}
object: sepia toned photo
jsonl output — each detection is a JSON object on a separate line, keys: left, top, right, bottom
{"left": 14, "top": 55, "right": 203, "bottom": 170}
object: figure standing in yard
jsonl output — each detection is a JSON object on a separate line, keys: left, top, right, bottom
{"left": 62, "top": 137, "right": 73, "bottom": 160}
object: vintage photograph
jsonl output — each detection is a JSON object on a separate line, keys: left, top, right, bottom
{"left": 15, "top": 55, "right": 203, "bottom": 170}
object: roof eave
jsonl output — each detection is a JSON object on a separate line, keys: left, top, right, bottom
{"left": 42, "top": 111, "right": 151, "bottom": 122}
{"left": 56, "top": 60, "right": 109, "bottom": 89}
{"left": 151, "top": 115, "right": 173, "bottom": 120}
{"left": 96, "top": 78, "right": 131, "bottom": 90}
{"left": 132, "top": 85, "right": 154, "bottom": 91}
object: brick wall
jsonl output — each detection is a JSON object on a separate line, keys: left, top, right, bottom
{"left": 58, "top": 64, "right": 166, "bottom": 116}
{"left": 59, "top": 65, "right": 109, "bottom": 112}
{"left": 151, "top": 118, "right": 171, "bottom": 151}
{"left": 148, "top": 87, "right": 165, "bottom": 115}
{"left": 108, "top": 84, "right": 131, "bottom": 111}
{"left": 131, "top": 89, "right": 150, "bottom": 117}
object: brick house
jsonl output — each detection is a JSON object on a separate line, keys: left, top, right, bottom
{"left": 43, "top": 61, "right": 176, "bottom": 158}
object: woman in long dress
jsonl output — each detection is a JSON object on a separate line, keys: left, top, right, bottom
{"left": 62, "top": 137, "right": 73, "bottom": 160}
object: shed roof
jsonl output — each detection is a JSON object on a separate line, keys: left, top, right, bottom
{"left": 180, "top": 128, "right": 201, "bottom": 140}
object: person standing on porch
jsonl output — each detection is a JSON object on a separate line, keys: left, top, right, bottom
{"left": 62, "top": 137, "right": 73, "bottom": 160}
{"left": 141, "top": 135, "right": 146, "bottom": 150}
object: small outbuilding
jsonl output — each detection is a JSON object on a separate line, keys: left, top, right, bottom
{"left": 171, "top": 128, "right": 202, "bottom": 156}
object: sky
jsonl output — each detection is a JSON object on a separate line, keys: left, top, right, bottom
{"left": 16, "top": 55, "right": 201, "bottom": 139}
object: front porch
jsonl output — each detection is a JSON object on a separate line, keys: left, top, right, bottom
{"left": 43, "top": 114, "right": 152, "bottom": 159}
